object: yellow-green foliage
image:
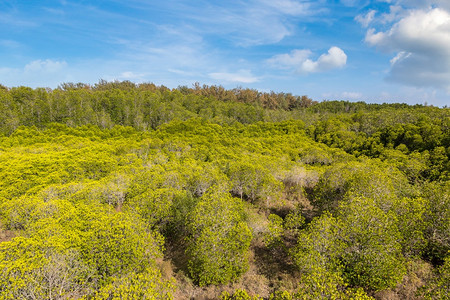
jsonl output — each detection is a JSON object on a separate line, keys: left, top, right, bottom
{"left": 186, "top": 187, "right": 252, "bottom": 286}
{"left": 0, "top": 195, "right": 168, "bottom": 299}
{"left": 337, "top": 197, "right": 406, "bottom": 291}
{"left": 292, "top": 197, "right": 406, "bottom": 293}
{"left": 264, "top": 214, "right": 284, "bottom": 247}
{"left": 94, "top": 267, "right": 174, "bottom": 300}
{"left": 0, "top": 99, "right": 447, "bottom": 299}
{"left": 221, "top": 289, "right": 263, "bottom": 300}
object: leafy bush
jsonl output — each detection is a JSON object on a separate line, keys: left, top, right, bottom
{"left": 186, "top": 187, "right": 252, "bottom": 286}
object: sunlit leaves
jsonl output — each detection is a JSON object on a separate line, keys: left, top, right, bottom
{"left": 0, "top": 93, "right": 448, "bottom": 299}
{"left": 186, "top": 187, "right": 252, "bottom": 286}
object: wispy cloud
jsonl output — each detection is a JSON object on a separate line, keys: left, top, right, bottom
{"left": 209, "top": 70, "right": 259, "bottom": 83}
{"left": 24, "top": 59, "right": 67, "bottom": 73}
{"left": 2, "top": 0, "right": 448, "bottom": 105}
{"left": 322, "top": 91, "right": 363, "bottom": 100}
{"left": 258, "top": 0, "right": 312, "bottom": 16}
{"left": 155, "top": 0, "right": 320, "bottom": 46}
{"left": 0, "top": 59, "right": 69, "bottom": 87}
{"left": 342, "top": 91, "right": 363, "bottom": 99}
{"left": 355, "top": 10, "right": 376, "bottom": 27}
{"left": 0, "top": 0, "right": 328, "bottom": 89}
{"left": 0, "top": 39, "right": 21, "bottom": 49}
{"left": 0, "top": 11, "right": 36, "bottom": 27}
{"left": 115, "top": 71, "right": 147, "bottom": 81}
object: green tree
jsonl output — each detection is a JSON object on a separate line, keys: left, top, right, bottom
{"left": 186, "top": 187, "right": 252, "bottom": 286}
{"left": 337, "top": 197, "right": 406, "bottom": 291}
{"left": 95, "top": 267, "right": 175, "bottom": 300}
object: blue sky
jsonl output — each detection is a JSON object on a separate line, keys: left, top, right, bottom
{"left": 1, "top": 0, "right": 450, "bottom": 106}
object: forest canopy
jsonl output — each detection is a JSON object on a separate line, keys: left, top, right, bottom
{"left": 0, "top": 81, "right": 448, "bottom": 299}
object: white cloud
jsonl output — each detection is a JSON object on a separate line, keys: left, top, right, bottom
{"left": 366, "top": 8, "right": 450, "bottom": 53}
{"left": 267, "top": 49, "right": 312, "bottom": 69}
{"left": 209, "top": 70, "right": 259, "bottom": 83}
{"left": 268, "top": 47, "right": 347, "bottom": 73}
{"left": 303, "top": 47, "right": 347, "bottom": 73}
{"left": 365, "top": 7, "right": 450, "bottom": 90}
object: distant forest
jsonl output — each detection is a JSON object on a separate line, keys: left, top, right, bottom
{"left": 0, "top": 81, "right": 448, "bottom": 299}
